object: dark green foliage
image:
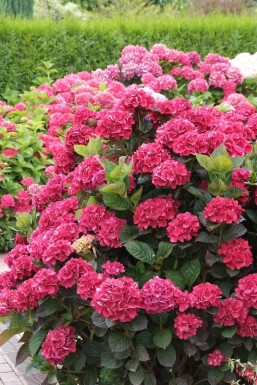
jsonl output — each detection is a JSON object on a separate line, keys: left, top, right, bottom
{"left": 0, "top": 0, "right": 34, "bottom": 17}
{"left": 0, "top": 15, "right": 257, "bottom": 91}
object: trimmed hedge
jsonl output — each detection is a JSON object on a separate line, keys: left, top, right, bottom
{"left": 1, "top": 14, "right": 257, "bottom": 91}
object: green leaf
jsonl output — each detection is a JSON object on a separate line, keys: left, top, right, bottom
{"left": 29, "top": 329, "right": 48, "bottom": 357}
{"left": 16, "top": 213, "right": 32, "bottom": 231}
{"left": 211, "top": 144, "right": 229, "bottom": 158}
{"left": 180, "top": 259, "right": 201, "bottom": 288}
{"left": 156, "top": 345, "right": 176, "bottom": 367}
{"left": 221, "top": 326, "right": 237, "bottom": 338}
{"left": 156, "top": 242, "right": 176, "bottom": 260}
{"left": 211, "top": 156, "right": 233, "bottom": 174}
{"left": 129, "top": 364, "right": 145, "bottom": 385}
{"left": 108, "top": 332, "right": 131, "bottom": 352}
{"left": 15, "top": 343, "right": 30, "bottom": 366}
{"left": 126, "top": 359, "right": 139, "bottom": 372}
{"left": 124, "top": 241, "right": 155, "bottom": 264}
{"left": 231, "top": 156, "right": 245, "bottom": 169}
{"left": 130, "top": 187, "right": 143, "bottom": 206}
{"left": 221, "top": 223, "right": 247, "bottom": 242}
{"left": 165, "top": 271, "right": 185, "bottom": 290}
{"left": 129, "top": 314, "right": 148, "bottom": 332}
{"left": 0, "top": 329, "right": 17, "bottom": 346}
{"left": 82, "top": 368, "right": 97, "bottom": 385}
{"left": 74, "top": 138, "right": 103, "bottom": 157}
{"left": 144, "top": 372, "right": 156, "bottom": 385}
{"left": 110, "top": 162, "right": 132, "bottom": 182}
{"left": 246, "top": 209, "right": 257, "bottom": 224}
{"left": 135, "top": 331, "right": 154, "bottom": 348}
{"left": 136, "top": 344, "right": 150, "bottom": 362}
{"left": 101, "top": 352, "right": 123, "bottom": 369}
{"left": 195, "top": 232, "right": 219, "bottom": 244}
{"left": 120, "top": 225, "right": 140, "bottom": 243}
{"left": 100, "top": 181, "right": 127, "bottom": 197}
{"left": 153, "top": 329, "right": 172, "bottom": 349}
{"left": 98, "top": 159, "right": 116, "bottom": 182}
{"left": 91, "top": 312, "right": 107, "bottom": 329}
{"left": 74, "top": 351, "right": 87, "bottom": 372}
{"left": 208, "top": 367, "right": 224, "bottom": 385}
{"left": 102, "top": 192, "right": 131, "bottom": 211}
{"left": 37, "top": 298, "right": 60, "bottom": 317}
{"left": 208, "top": 179, "right": 229, "bottom": 196}
{"left": 196, "top": 154, "right": 212, "bottom": 171}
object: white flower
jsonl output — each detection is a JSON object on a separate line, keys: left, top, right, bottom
{"left": 230, "top": 52, "right": 257, "bottom": 79}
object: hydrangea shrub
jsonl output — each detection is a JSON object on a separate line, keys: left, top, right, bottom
{"left": 0, "top": 86, "right": 54, "bottom": 250}
{"left": 1, "top": 44, "right": 257, "bottom": 385}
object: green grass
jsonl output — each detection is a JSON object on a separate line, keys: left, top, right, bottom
{"left": 0, "top": 13, "right": 257, "bottom": 92}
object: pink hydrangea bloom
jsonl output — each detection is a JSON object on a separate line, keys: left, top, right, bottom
{"left": 141, "top": 277, "right": 189, "bottom": 314}
{"left": 41, "top": 326, "right": 76, "bottom": 366}
{"left": 0, "top": 194, "right": 15, "bottom": 209}
{"left": 167, "top": 212, "right": 200, "bottom": 242}
{"left": 218, "top": 238, "right": 253, "bottom": 270}
{"left": 152, "top": 159, "right": 191, "bottom": 189}
{"left": 77, "top": 272, "right": 104, "bottom": 300}
{"left": 133, "top": 195, "right": 180, "bottom": 230}
{"left": 58, "top": 258, "right": 94, "bottom": 288}
{"left": 214, "top": 298, "right": 248, "bottom": 326}
{"left": 190, "top": 283, "right": 222, "bottom": 309}
{"left": 235, "top": 274, "right": 257, "bottom": 309}
{"left": 133, "top": 143, "right": 170, "bottom": 174}
{"left": 174, "top": 313, "right": 203, "bottom": 340}
{"left": 91, "top": 277, "right": 142, "bottom": 322}
{"left": 102, "top": 261, "right": 125, "bottom": 276}
{"left": 204, "top": 197, "right": 243, "bottom": 224}
{"left": 207, "top": 349, "right": 228, "bottom": 366}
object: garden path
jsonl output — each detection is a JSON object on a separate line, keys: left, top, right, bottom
{"left": 0, "top": 253, "right": 46, "bottom": 385}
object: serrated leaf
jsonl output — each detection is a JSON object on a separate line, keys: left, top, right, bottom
{"left": 156, "top": 242, "right": 176, "bottom": 260}
{"left": 91, "top": 312, "right": 107, "bottom": 328}
{"left": 75, "top": 351, "right": 87, "bottom": 371}
{"left": 195, "top": 232, "right": 219, "bottom": 244}
{"left": 180, "top": 259, "right": 201, "bottom": 288}
{"left": 196, "top": 154, "right": 212, "bottom": 171}
{"left": 208, "top": 179, "right": 229, "bottom": 196}
{"left": 208, "top": 367, "right": 224, "bottom": 385}
{"left": 37, "top": 298, "right": 59, "bottom": 317}
{"left": 153, "top": 329, "right": 172, "bottom": 349}
{"left": 74, "top": 138, "right": 103, "bottom": 157}
{"left": 29, "top": 329, "right": 48, "bottom": 356}
{"left": 16, "top": 213, "right": 32, "bottom": 231}
{"left": 221, "top": 326, "right": 237, "bottom": 338}
{"left": 221, "top": 223, "right": 247, "bottom": 242}
{"left": 126, "top": 359, "right": 139, "bottom": 372}
{"left": 130, "top": 187, "right": 143, "bottom": 206}
{"left": 101, "top": 352, "right": 123, "bottom": 369}
{"left": 246, "top": 209, "right": 257, "bottom": 224}
{"left": 156, "top": 345, "right": 176, "bottom": 367}
{"left": 15, "top": 342, "right": 30, "bottom": 366}
{"left": 124, "top": 241, "right": 155, "bottom": 264}
{"left": 211, "top": 144, "right": 229, "bottom": 158}
{"left": 102, "top": 192, "right": 131, "bottom": 211}
{"left": 144, "top": 372, "right": 156, "bottom": 385}
{"left": 165, "top": 271, "right": 185, "bottom": 290}
{"left": 129, "top": 365, "right": 145, "bottom": 385}
{"left": 129, "top": 314, "right": 148, "bottom": 332}
{"left": 0, "top": 329, "right": 17, "bottom": 346}
{"left": 136, "top": 344, "right": 150, "bottom": 361}
{"left": 108, "top": 332, "right": 131, "bottom": 352}
{"left": 120, "top": 225, "right": 140, "bottom": 243}
{"left": 100, "top": 181, "right": 127, "bottom": 197}
{"left": 136, "top": 331, "right": 153, "bottom": 348}
{"left": 211, "top": 156, "right": 233, "bottom": 174}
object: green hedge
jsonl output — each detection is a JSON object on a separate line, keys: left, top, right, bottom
{"left": 1, "top": 14, "right": 257, "bottom": 91}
